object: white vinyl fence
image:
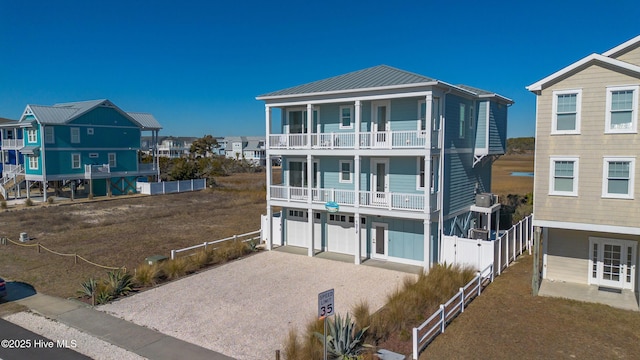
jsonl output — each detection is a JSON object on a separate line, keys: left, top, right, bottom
{"left": 170, "top": 230, "right": 261, "bottom": 260}
{"left": 412, "top": 214, "right": 533, "bottom": 359}
{"left": 137, "top": 179, "right": 206, "bottom": 195}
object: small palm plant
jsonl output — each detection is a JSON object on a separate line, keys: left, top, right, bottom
{"left": 315, "top": 313, "right": 370, "bottom": 360}
{"left": 105, "top": 270, "right": 133, "bottom": 297}
{"left": 77, "top": 278, "right": 98, "bottom": 306}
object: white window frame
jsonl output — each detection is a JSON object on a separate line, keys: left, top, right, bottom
{"left": 44, "top": 127, "right": 55, "bottom": 144}
{"left": 417, "top": 157, "right": 425, "bottom": 190}
{"left": 71, "top": 153, "right": 81, "bottom": 169}
{"left": 549, "top": 156, "right": 579, "bottom": 196}
{"left": 108, "top": 153, "right": 117, "bottom": 168}
{"left": 417, "top": 100, "right": 427, "bottom": 133}
{"left": 605, "top": 85, "right": 638, "bottom": 134}
{"left": 459, "top": 103, "right": 466, "bottom": 139}
{"left": 28, "top": 156, "right": 38, "bottom": 170}
{"left": 551, "top": 89, "right": 582, "bottom": 135}
{"left": 602, "top": 157, "right": 635, "bottom": 199}
{"left": 71, "top": 127, "right": 80, "bottom": 143}
{"left": 339, "top": 160, "right": 353, "bottom": 183}
{"left": 339, "top": 105, "right": 353, "bottom": 129}
{"left": 27, "top": 129, "right": 37, "bottom": 143}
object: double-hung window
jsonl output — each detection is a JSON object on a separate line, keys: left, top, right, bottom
{"left": 27, "top": 129, "right": 37, "bottom": 143}
{"left": 606, "top": 85, "right": 638, "bottom": 133}
{"left": 552, "top": 89, "right": 581, "bottom": 134}
{"left": 549, "top": 157, "right": 578, "bottom": 196}
{"left": 108, "top": 153, "right": 117, "bottom": 168}
{"left": 602, "top": 157, "right": 635, "bottom": 199}
{"left": 459, "top": 104, "right": 466, "bottom": 139}
{"left": 71, "top": 127, "right": 80, "bottom": 143}
{"left": 71, "top": 154, "right": 81, "bottom": 169}
{"left": 339, "top": 160, "right": 352, "bottom": 183}
{"left": 44, "top": 127, "right": 54, "bottom": 144}
{"left": 339, "top": 105, "right": 353, "bottom": 129}
{"left": 28, "top": 156, "right": 38, "bottom": 170}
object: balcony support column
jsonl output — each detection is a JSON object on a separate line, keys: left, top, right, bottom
{"left": 425, "top": 93, "right": 433, "bottom": 149}
{"left": 306, "top": 104, "right": 313, "bottom": 149}
{"left": 307, "top": 154, "right": 314, "bottom": 257}
{"left": 354, "top": 154, "right": 361, "bottom": 265}
{"left": 355, "top": 100, "right": 361, "bottom": 150}
{"left": 424, "top": 219, "right": 431, "bottom": 270}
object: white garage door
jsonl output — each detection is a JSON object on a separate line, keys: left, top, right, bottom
{"left": 285, "top": 210, "right": 321, "bottom": 250}
{"left": 326, "top": 214, "right": 366, "bottom": 255}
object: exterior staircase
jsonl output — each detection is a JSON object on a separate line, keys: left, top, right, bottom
{"left": 1, "top": 165, "right": 25, "bottom": 199}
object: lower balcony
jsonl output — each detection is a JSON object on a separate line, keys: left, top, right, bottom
{"left": 270, "top": 185, "right": 440, "bottom": 212}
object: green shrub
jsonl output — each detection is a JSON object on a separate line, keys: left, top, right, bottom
{"left": 77, "top": 278, "right": 98, "bottom": 305}
{"left": 95, "top": 288, "right": 112, "bottom": 305}
{"left": 24, "top": 198, "right": 34, "bottom": 207}
{"left": 1, "top": 200, "right": 7, "bottom": 209}
{"left": 47, "top": 197, "right": 54, "bottom": 204}
{"left": 314, "top": 313, "right": 370, "bottom": 360}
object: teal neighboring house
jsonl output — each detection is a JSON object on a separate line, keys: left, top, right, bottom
{"left": 1, "top": 99, "right": 161, "bottom": 200}
{"left": 258, "top": 65, "right": 512, "bottom": 269}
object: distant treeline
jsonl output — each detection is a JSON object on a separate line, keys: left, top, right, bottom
{"left": 506, "top": 137, "right": 535, "bottom": 154}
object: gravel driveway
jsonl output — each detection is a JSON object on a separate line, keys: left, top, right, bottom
{"left": 99, "top": 250, "right": 416, "bottom": 359}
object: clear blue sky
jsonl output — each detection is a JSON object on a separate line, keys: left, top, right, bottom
{"left": 1, "top": 1, "right": 639, "bottom": 138}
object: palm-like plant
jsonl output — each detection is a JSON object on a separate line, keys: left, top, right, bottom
{"left": 315, "top": 313, "right": 370, "bottom": 360}
{"left": 105, "top": 270, "right": 133, "bottom": 297}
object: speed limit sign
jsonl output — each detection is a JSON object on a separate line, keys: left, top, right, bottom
{"left": 318, "top": 289, "right": 334, "bottom": 319}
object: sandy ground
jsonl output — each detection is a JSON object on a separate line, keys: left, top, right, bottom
{"left": 99, "top": 250, "right": 416, "bottom": 360}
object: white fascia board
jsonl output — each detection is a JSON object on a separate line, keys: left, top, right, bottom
{"left": 256, "top": 82, "right": 439, "bottom": 101}
{"left": 602, "top": 35, "right": 640, "bottom": 57}
{"left": 527, "top": 54, "right": 640, "bottom": 92}
{"left": 263, "top": 91, "right": 434, "bottom": 108}
{"left": 532, "top": 219, "right": 640, "bottom": 236}
{"left": 477, "top": 93, "right": 515, "bottom": 104}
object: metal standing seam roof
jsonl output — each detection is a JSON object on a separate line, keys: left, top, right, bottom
{"left": 19, "top": 99, "right": 162, "bottom": 130}
{"left": 257, "top": 65, "right": 436, "bottom": 98}
{"left": 127, "top": 112, "right": 163, "bottom": 130}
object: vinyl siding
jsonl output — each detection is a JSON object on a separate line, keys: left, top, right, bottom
{"left": 44, "top": 150, "right": 138, "bottom": 175}
{"left": 444, "top": 94, "right": 475, "bottom": 150}
{"left": 488, "top": 101, "right": 508, "bottom": 154}
{"left": 382, "top": 218, "right": 424, "bottom": 261}
{"left": 612, "top": 45, "right": 640, "bottom": 66}
{"left": 320, "top": 157, "right": 355, "bottom": 190}
{"left": 475, "top": 101, "right": 488, "bottom": 149}
{"left": 390, "top": 98, "right": 421, "bottom": 131}
{"left": 533, "top": 63, "right": 640, "bottom": 228}
{"left": 443, "top": 151, "right": 475, "bottom": 214}
{"left": 388, "top": 157, "right": 421, "bottom": 194}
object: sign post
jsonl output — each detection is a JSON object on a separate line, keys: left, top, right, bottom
{"left": 318, "top": 288, "right": 335, "bottom": 360}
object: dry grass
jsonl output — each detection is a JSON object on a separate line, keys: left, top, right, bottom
{"left": 492, "top": 153, "right": 534, "bottom": 196}
{"left": 0, "top": 172, "right": 268, "bottom": 299}
{"left": 420, "top": 254, "right": 640, "bottom": 359}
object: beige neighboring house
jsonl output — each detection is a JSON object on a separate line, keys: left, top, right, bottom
{"left": 527, "top": 35, "right": 640, "bottom": 310}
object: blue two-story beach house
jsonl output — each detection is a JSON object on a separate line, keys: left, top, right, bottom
{"left": 0, "top": 99, "right": 161, "bottom": 200}
{"left": 258, "top": 65, "right": 511, "bottom": 268}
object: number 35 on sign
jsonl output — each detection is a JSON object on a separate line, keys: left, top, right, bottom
{"left": 318, "top": 289, "right": 335, "bottom": 319}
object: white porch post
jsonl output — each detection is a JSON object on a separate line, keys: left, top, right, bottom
{"left": 26, "top": 180, "right": 30, "bottom": 199}
{"left": 265, "top": 106, "right": 273, "bottom": 250}
{"left": 424, "top": 219, "right": 430, "bottom": 269}
{"left": 355, "top": 100, "right": 361, "bottom": 150}
{"left": 307, "top": 154, "right": 314, "bottom": 257}
{"left": 306, "top": 104, "right": 313, "bottom": 149}
{"left": 354, "top": 154, "right": 361, "bottom": 265}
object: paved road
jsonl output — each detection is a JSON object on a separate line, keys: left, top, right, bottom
{"left": 0, "top": 318, "right": 90, "bottom": 360}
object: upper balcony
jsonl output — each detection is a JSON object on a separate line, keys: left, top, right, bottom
{"left": 270, "top": 185, "right": 440, "bottom": 213}
{"left": 269, "top": 129, "right": 441, "bottom": 151}
{"left": 2, "top": 139, "right": 25, "bottom": 150}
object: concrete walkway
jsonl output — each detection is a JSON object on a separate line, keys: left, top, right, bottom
{"left": 17, "top": 293, "right": 234, "bottom": 360}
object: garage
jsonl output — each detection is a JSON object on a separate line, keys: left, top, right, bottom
{"left": 325, "top": 214, "right": 366, "bottom": 256}
{"left": 284, "top": 209, "right": 321, "bottom": 250}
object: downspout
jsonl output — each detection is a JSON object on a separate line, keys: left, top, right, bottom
{"left": 438, "top": 87, "right": 451, "bottom": 263}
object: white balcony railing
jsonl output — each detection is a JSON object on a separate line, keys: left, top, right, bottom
{"left": 2, "top": 139, "right": 25, "bottom": 148}
{"left": 84, "top": 164, "right": 110, "bottom": 177}
{"left": 270, "top": 185, "right": 440, "bottom": 212}
{"left": 269, "top": 129, "right": 442, "bottom": 150}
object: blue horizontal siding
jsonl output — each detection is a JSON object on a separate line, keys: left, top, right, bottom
{"left": 475, "top": 101, "right": 488, "bottom": 149}
{"left": 489, "top": 102, "right": 507, "bottom": 154}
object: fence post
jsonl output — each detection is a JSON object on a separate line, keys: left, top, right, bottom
{"left": 37, "top": 243, "right": 41, "bottom": 253}
{"left": 163, "top": 182, "right": 166, "bottom": 194}
{"left": 171, "top": 249, "right": 176, "bottom": 260}
{"left": 528, "top": 215, "right": 532, "bottom": 255}
{"left": 203, "top": 241, "right": 208, "bottom": 251}
{"left": 412, "top": 327, "right": 418, "bottom": 360}
{"left": 490, "top": 263, "right": 495, "bottom": 283}
{"left": 74, "top": 254, "right": 78, "bottom": 264}
{"left": 519, "top": 220, "right": 524, "bottom": 255}
{"left": 477, "top": 271, "right": 482, "bottom": 296}
{"left": 191, "top": 179, "right": 194, "bottom": 191}
{"left": 497, "top": 236, "right": 502, "bottom": 276}
{"left": 440, "top": 304, "right": 446, "bottom": 333}
{"left": 459, "top": 287, "right": 465, "bottom": 312}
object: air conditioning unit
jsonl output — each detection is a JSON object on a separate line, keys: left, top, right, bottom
{"left": 475, "top": 193, "right": 494, "bottom": 207}
{"left": 470, "top": 229, "right": 489, "bottom": 240}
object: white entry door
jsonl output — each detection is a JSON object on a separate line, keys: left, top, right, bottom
{"left": 589, "top": 237, "right": 636, "bottom": 290}
{"left": 372, "top": 101, "right": 390, "bottom": 148}
{"left": 371, "top": 159, "right": 389, "bottom": 205}
{"left": 371, "top": 222, "right": 388, "bottom": 259}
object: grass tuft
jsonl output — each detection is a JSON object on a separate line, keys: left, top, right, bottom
{"left": 134, "top": 263, "right": 161, "bottom": 287}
